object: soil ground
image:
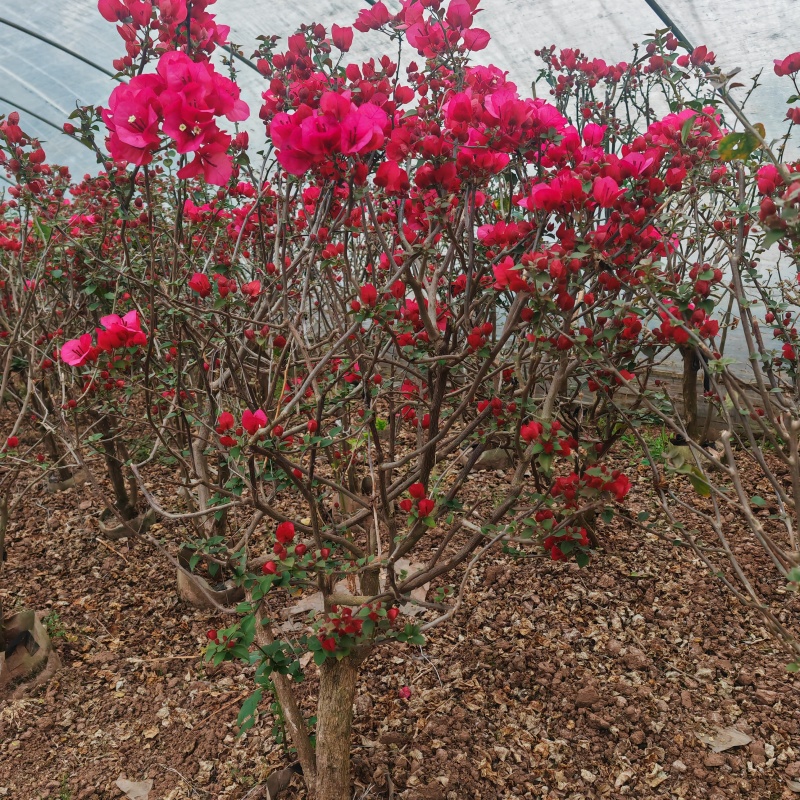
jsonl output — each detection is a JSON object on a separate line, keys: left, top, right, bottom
{"left": 1, "top": 442, "right": 799, "bottom": 800}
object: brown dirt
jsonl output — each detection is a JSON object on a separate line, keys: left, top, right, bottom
{"left": 1, "top": 443, "right": 799, "bottom": 800}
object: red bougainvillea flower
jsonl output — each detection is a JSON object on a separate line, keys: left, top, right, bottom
{"left": 417, "top": 498, "right": 435, "bottom": 516}
{"left": 61, "top": 333, "right": 96, "bottom": 367}
{"left": 215, "top": 411, "right": 235, "bottom": 433}
{"left": 756, "top": 164, "right": 782, "bottom": 195}
{"left": 6, "top": 436, "right": 19, "bottom": 449}
{"left": 241, "top": 280, "right": 261, "bottom": 299}
{"left": 241, "top": 409, "right": 267, "bottom": 435}
{"left": 276, "top": 521, "right": 296, "bottom": 544}
{"left": 189, "top": 272, "right": 212, "bottom": 297}
{"left": 493, "top": 257, "right": 529, "bottom": 293}
{"left": 359, "top": 283, "right": 378, "bottom": 306}
{"left": 375, "top": 160, "right": 410, "bottom": 194}
{"left": 774, "top": 52, "right": 800, "bottom": 76}
{"left": 408, "top": 482, "right": 426, "bottom": 499}
{"left": 520, "top": 421, "right": 543, "bottom": 443}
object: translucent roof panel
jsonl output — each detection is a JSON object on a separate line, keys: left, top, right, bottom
{"left": 0, "top": 0, "right": 797, "bottom": 178}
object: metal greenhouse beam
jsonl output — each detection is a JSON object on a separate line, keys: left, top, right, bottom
{"left": 220, "top": 44, "right": 261, "bottom": 74}
{"left": 0, "top": 95, "right": 65, "bottom": 134}
{"left": 0, "top": 17, "right": 124, "bottom": 82}
{"left": 641, "top": 0, "right": 696, "bottom": 51}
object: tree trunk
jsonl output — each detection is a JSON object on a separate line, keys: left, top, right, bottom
{"left": 98, "top": 416, "right": 136, "bottom": 519}
{"left": 681, "top": 346, "right": 700, "bottom": 441}
{"left": 315, "top": 654, "right": 362, "bottom": 800}
{"left": 250, "top": 598, "right": 317, "bottom": 791}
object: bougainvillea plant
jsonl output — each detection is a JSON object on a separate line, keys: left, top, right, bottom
{"left": 2, "top": 0, "right": 800, "bottom": 796}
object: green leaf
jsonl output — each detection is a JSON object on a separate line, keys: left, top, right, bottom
{"left": 313, "top": 649, "right": 327, "bottom": 666}
{"left": 575, "top": 551, "right": 590, "bottom": 568}
{"left": 236, "top": 688, "right": 262, "bottom": 736}
{"left": 763, "top": 229, "right": 784, "bottom": 248}
{"left": 34, "top": 217, "right": 52, "bottom": 243}
{"left": 688, "top": 469, "right": 711, "bottom": 498}
{"left": 680, "top": 112, "right": 698, "bottom": 144}
{"left": 750, "top": 495, "right": 766, "bottom": 507}
{"left": 716, "top": 127, "right": 764, "bottom": 161}
{"left": 787, "top": 567, "right": 800, "bottom": 584}
{"left": 787, "top": 662, "right": 800, "bottom": 673}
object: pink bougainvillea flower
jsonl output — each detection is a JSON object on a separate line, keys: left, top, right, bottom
{"left": 98, "top": 0, "right": 152, "bottom": 25}
{"left": 446, "top": 0, "right": 475, "bottom": 30}
{"left": 331, "top": 23, "right": 354, "bottom": 52}
{"left": 61, "top": 333, "right": 95, "bottom": 367}
{"left": 353, "top": 1, "right": 391, "bottom": 32}
{"left": 97, "top": 309, "right": 147, "bottom": 351}
{"left": 774, "top": 52, "right": 800, "bottom": 77}
{"left": 531, "top": 183, "right": 565, "bottom": 212}
{"left": 582, "top": 123, "right": 606, "bottom": 146}
{"left": 461, "top": 28, "right": 490, "bottom": 51}
{"left": 177, "top": 135, "right": 234, "bottom": 185}
{"left": 156, "top": 0, "right": 187, "bottom": 23}
{"left": 101, "top": 76, "right": 164, "bottom": 165}
{"left": 241, "top": 409, "right": 267, "bottom": 435}
{"left": 592, "top": 176, "right": 623, "bottom": 208}
{"left": 300, "top": 114, "right": 342, "bottom": 156}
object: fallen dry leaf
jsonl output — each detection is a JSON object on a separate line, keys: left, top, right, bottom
{"left": 696, "top": 726, "right": 752, "bottom": 753}
{"left": 115, "top": 776, "right": 152, "bottom": 800}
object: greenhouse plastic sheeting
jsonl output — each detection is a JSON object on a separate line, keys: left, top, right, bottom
{"left": 0, "top": 0, "right": 797, "bottom": 176}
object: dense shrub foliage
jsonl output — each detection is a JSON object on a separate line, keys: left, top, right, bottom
{"left": 1, "top": 1, "right": 800, "bottom": 796}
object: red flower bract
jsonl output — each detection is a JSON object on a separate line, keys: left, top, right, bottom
{"left": 774, "top": 52, "right": 800, "bottom": 77}
{"left": 409, "top": 482, "right": 426, "bottom": 499}
{"left": 189, "top": 272, "right": 212, "bottom": 297}
{"left": 276, "top": 521, "right": 296, "bottom": 544}
{"left": 417, "top": 498, "right": 435, "bottom": 516}
{"left": 242, "top": 409, "right": 267, "bottom": 435}
{"left": 359, "top": 283, "right": 378, "bottom": 306}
